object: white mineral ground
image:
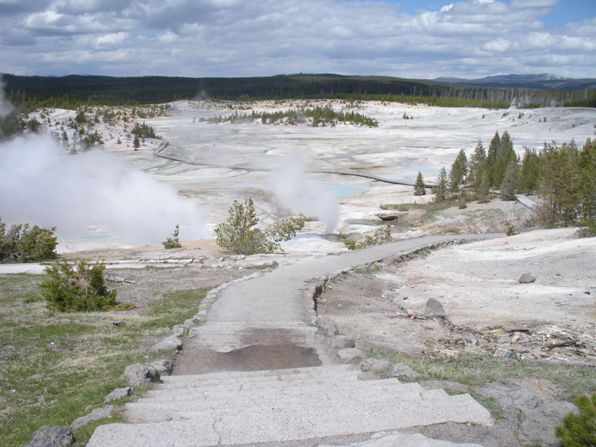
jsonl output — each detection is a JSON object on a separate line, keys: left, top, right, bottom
{"left": 29, "top": 100, "right": 596, "bottom": 255}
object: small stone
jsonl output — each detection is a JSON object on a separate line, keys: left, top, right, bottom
{"left": 149, "top": 359, "right": 173, "bottom": 376}
{"left": 28, "top": 426, "right": 73, "bottom": 447}
{"left": 71, "top": 406, "right": 113, "bottom": 431}
{"left": 104, "top": 387, "right": 132, "bottom": 403}
{"left": 317, "top": 317, "right": 339, "bottom": 336}
{"left": 332, "top": 335, "right": 355, "bottom": 349}
{"left": 360, "top": 358, "right": 392, "bottom": 377}
{"left": 492, "top": 347, "right": 517, "bottom": 358}
{"left": 0, "top": 345, "right": 18, "bottom": 361}
{"left": 150, "top": 335, "right": 183, "bottom": 352}
{"left": 518, "top": 273, "right": 536, "bottom": 284}
{"left": 337, "top": 348, "right": 364, "bottom": 363}
{"left": 391, "top": 362, "right": 419, "bottom": 379}
{"left": 520, "top": 401, "right": 577, "bottom": 445}
{"left": 425, "top": 298, "right": 446, "bottom": 318}
{"left": 171, "top": 325, "right": 185, "bottom": 337}
{"left": 123, "top": 363, "right": 160, "bottom": 387}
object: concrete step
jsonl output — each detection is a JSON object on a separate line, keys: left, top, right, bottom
{"left": 162, "top": 364, "right": 358, "bottom": 387}
{"left": 89, "top": 391, "right": 491, "bottom": 447}
{"left": 129, "top": 382, "right": 433, "bottom": 420}
{"left": 125, "top": 386, "right": 446, "bottom": 423}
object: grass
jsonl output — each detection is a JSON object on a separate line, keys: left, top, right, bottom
{"left": 0, "top": 273, "right": 211, "bottom": 447}
{"left": 371, "top": 349, "right": 595, "bottom": 399}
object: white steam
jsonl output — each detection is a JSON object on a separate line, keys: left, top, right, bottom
{"left": 0, "top": 79, "right": 13, "bottom": 118}
{"left": 268, "top": 155, "right": 339, "bottom": 232}
{"left": 0, "top": 133, "right": 207, "bottom": 244}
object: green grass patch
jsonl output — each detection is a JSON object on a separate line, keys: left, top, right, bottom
{"left": 0, "top": 274, "right": 211, "bottom": 446}
{"left": 371, "top": 350, "right": 595, "bottom": 399}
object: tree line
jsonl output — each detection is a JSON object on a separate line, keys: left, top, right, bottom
{"left": 415, "top": 133, "right": 595, "bottom": 232}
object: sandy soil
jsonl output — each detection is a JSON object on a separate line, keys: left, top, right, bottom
{"left": 319, "top": 228, "right": 596, "bottom": 363}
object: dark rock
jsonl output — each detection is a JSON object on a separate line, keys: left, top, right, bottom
{"left": 123, "top": 363, "right": 160, "bottom": 387}
{"left": 0, "top": 345, "right": 18, "bottom": 361}
{"left": 28, "top": 426, "right": 73, "bottom": 447}
{"left": 518, "top": 273, "right": 536, "bottom": 284}
{"left": 425, "top": 298, "right": 446, "bottom": 318}
{"left": 478, "top": 380, "right": 542, "bottom": 412}
{"left": 149, "top": 359, "right": 173, "bottom": 376}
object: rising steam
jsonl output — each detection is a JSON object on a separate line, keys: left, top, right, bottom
{"left": 268, "top": 155, "right": 339, "bottom": 232}
{"left": 0, "top": 133, "right": 207, "bottom": 245}
{"left": 0, "top": 79, "right": 13, "bottom": 118}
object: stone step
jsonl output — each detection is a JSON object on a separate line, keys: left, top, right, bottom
{"left": 163, "top": 364, "right": 357, "bottom": 386}
{"left": 132, "top": 382, "right": 431, "bottom": 417}
{"left": 88, "top": 392, "right": 491, "bottom": 447}
{"left": 126, "top": 386, "right": 446, "bottom": 423}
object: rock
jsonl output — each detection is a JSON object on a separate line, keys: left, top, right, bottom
{"left": 171, "top": 324, "right": 185, "bottom": 337}
{"left": 28, "top": 426, "right": 73, "bottom": 447}
{"left": 123, "top": 363, "right": 160, "bottom": 387}
{"left": 425, "top": 298, "right": 446, "bottom": 318}
{"left": 332, "top": 335, "right": 355, "bottom": 349}
{"left": 478, "top": 380, "right": 542, "bottom": 413}
{"left": 520, "top": 401, "right": 577, "bottom": 446}
{"left": 149, "top": 359, "right": 173, "bottom": 376}
{"left": 150, "top": 335, "right": 182, "bottom": 352}
{"left": 337, "top": 348, "right": 364, "bottom": 363}
{"left": 492, "top": 347, "right": 518, "bottom": 359}
{"left": 360, "top": 358, "right": 392, "bottom": 377}
{"left": 391, "top": 362, "right": 420, "bottom": 379}
{"left": 0, "top": 345, "right": 18, "bottom": 361}
{"left": 104, "top": 387, "right": 132, "bottom": 403}
{"left": 317, "top": 317, "right": 339, "bottom": 336}
{"left": 71, "top": 406, "right": 113, "bottom": 431}
{"left": 518, "top": 273, "right": 536, "bottom": 284}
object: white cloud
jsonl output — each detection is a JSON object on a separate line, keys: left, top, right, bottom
{"left": 1, "top": 0, "right": 595, "bottom": 78}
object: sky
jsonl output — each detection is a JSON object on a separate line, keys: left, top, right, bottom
{"left": 0, "top": 0, "right": 594, "bottom": 79}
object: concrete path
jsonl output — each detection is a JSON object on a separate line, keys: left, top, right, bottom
{"left": 89, "top": 234, "right": 498, "bottom": 446}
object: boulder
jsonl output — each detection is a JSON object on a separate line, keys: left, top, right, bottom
{"left": 425, "top": 298, "right": 446, "bottom": 318}
{"left": 360, "top": 358, "right": 392, "bottom": 377}
{"left": 332, "top": 335, "right": 355, "bottom": 349}
{"left": 28, "top": 426, "right": 73, "bottom": 447}
{"left": 518, "top": 273, "right": 536, "bottom": 284}
{"left": 123, "top": 363, "right": 160, "bottom": 387}
{"left": 478, "top": 380, "right": 542, "bottom": 413}
{"left": 149, "top": 359, "right": 174, "bottom": 376}
{"left": 337, "top": 348, "right": 364, "bottom": 363}
{"left": 71, "top": 406, "right": 113, "bottom": 431}
{"left": 150, "top": 335, "right": 182, "bottom": 352}
{"left": 520, "top": 401, "right": 577, "bottom": 446}
{"left": 104, "top": 387, "right": 132, "bottom": 403}
{"left": 391, "top": 362, "right": 420, "bottom": 379}
{"left": 317, "top": 317, "right": 339, "bottom": 336}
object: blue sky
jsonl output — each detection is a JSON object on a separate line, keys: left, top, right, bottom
{"left": 0, "top": 0, "right": 594, "bottom": 78}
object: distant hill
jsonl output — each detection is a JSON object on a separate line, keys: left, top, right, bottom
{"left": 2, "top": 73, "right": 594, "bottom": 108}
{"left": 434, "top": 74, "right": 596, "bottom": 91}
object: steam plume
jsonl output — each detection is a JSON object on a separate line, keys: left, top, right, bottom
{"left": 268, "top": 155, "right": 338, "bottom": 232}
{"left": 0, "top": 133, "right": 207, "bottom": 244}
{"left": 0, "top": 78, "right": 13, "bottom": 118}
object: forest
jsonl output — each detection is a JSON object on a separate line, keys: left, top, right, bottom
{"left": 3, "top": 73, "right": 595, "bottom": 108}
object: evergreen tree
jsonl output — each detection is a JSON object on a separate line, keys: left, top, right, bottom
{"left": 500, "top": 157, "right": 519, "bottom": 201}
{"left": 493, "top": 131, "right": 516, "bottom": 187}
{"left": 414, "top": 171, "right": 426, "bottom": 196}
{"left": 518, "top": 148, "right": 541, "bottom": 194}
{"left": 449, "top": 149, "right": 468, "bottom": 193}
{"left": 468, "top": 141, "right": 487, "bottom": 190}
{"left": 576, "top": 139, "right": 596, "bottom": 224}
{"left": 477, "top": 168, "right": 490, "bottom": 203}
{"left": 133, "top": 134, "right": 140, "bottom": 150}
{"left": 434, "top": 167, "right": 448, "bottom": 203}
{"left": 486, "top": 131, "right": 500, "bottom": 185}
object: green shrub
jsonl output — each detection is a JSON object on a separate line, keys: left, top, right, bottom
{"left": 40, "top": 261, "right": 117, "bottom": 312}
{"left": 556, "top": 393, "right": 595, "bottom": 447}
{"left": 214, "top": 198, "right": 305, "bottom": 254}
{"left": 0, "top": 219, "right": 57, "bottom": 263}
{"left": 162, "top": 225, "right": 182, "bottom": 249}
{"left": 341, "top": 225, "right": 392, "bottom": 250}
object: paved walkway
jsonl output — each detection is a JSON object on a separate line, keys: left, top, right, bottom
{"left": 89, "top": 234, "right": 498, "bottom": 446}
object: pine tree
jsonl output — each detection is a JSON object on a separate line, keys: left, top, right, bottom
{"left": 468, "top": 141, "right": 487, "bottom": 190}
{"left": 487, "top": 131, "right": 500, "bottom": 186}
{"left": 500, "top": 157, "right": 519, "bottom": 201}
{"left": 133, "top": 134, "right": 140, "bottom": 150}
{"left": 434, "top": 167, "right": 448, "bottom": 203}
{"left": 576, "top": 139, "right": 596, "bottom": 225}
{"left": 518, "top": 148, "right": 541, "bottom": 194}
{"left": 414, "top": 172, "right": 426, "bottom": 196}
{"left": 477, "top": 168, "right": 490, "bottom": 203}
{"left": 493, "top": 131, "right": 516, "bottom": 187}
{"left": 449, "top": 149, "right": 468, "bottom": 193}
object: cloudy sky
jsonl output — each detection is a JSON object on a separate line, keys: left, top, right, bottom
{"left": 0, "top": 0, "right": 595, "bottom": 79}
